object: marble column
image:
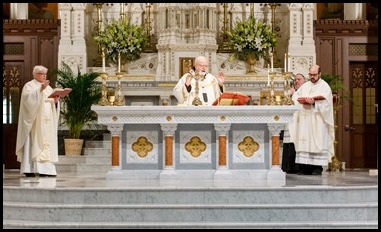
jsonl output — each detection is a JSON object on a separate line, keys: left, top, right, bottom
{"left": 267, "top": 123, "right": 285, "bottom": 182}
{"left": 107, "top": 124, "right": 124, "bottom": 170}
{"left": 214, "top": 123, "right": 231, "bottom": 169}
{"left": 161, "top": 124, "right": 177, "bottom": 170}
{"left": 267, "top": 124, "right": 283, "bottom": 167}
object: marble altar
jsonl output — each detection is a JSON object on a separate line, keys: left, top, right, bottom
{"left": 92, "top": 105, "right": 299, "bottom": 183}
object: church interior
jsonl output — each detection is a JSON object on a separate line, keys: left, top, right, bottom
{"left": 2, "top": 3, "right": 378, "bottom": 229}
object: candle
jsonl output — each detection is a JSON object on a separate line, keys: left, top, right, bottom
{"left": 288, "top": 53, "right": 290, "bottom": 72}
{"left": 267, "top": 64, "right": 270, "bottom": 87}
{"left": 284, "top": 53, "right": 287, "bottom": 72}
{"left": 270, "top": 53, "right": 274, "bottom": 72}
{"left": 117, "top": 52, "right": 121, "bottom": 73}
{"left": 102, "top": 49, "right": 106, "bottom": 73}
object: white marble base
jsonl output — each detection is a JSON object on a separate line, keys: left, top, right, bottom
{"left": 106, "top": 169, "right": 286, "bottom": 181}
{"left": 267, "top": 166, "right": 286, "bottom": 180}
{"left": 106, "top": 169, "right": 161, "bottom": 180}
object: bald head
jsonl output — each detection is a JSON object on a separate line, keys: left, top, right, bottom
{"left": 308, "top": 65, "right": 321, "bottom": 83}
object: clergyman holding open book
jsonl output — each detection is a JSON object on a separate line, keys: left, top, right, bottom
{"left": 15, "top": 65, "right": 61, "bottom": 177}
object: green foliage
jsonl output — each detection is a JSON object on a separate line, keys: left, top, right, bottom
{"left": 94, "top": 19, "right": 149, "bottom": 63}
{"left": 227, "top": 16, "right": 277, "bottom": 62}
{"left": 321, "top": 73, "right": 352, "bottom": 102}
{"left": 55, "top": 63, "right": 102, "bottom": 139}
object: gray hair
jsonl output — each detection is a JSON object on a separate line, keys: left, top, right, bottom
{"left": 33, "top": 65, "right": 48, "bottom": 77}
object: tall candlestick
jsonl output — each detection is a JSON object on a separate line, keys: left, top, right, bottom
{"left": 267, "top": 64, "right": 270, "bottom": 87}
{"left": 284, "top": 53, "right": 287, "bottom": 72}
{"left": 117, "top": 52, "right": 121, "bottom": 73}
{"left": 270, "top": 53, "right": 274, "bottom": 72}
{"left": 102, "top": 48, "right": 106, "bottom": 73}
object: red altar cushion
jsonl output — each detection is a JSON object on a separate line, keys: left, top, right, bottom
{"left": 212, "top": 92, "right": 251, "bottom": 106}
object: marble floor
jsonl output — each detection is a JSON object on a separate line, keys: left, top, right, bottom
{"left": 3, "top": 168, "right": 378, "bottom": 189}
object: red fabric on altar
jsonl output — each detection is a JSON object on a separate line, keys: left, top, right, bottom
{"left": 212, "top": 92, "right": 251, "bottom": 106}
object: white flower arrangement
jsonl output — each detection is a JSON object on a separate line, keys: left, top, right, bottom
{"left": 227, "top": 16, "right": 277, "bottom": 61}
{"left": 94, "top": 19, "right": 149, "bottom": 62}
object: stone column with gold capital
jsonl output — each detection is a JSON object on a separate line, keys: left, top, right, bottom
{"left": 161, "top": 124, "right": 177, "bottom": 170}
{"left": 267, "top": 123, "right": 286, "bottom": 182}
{"left": 214, "top": 123, "right": 231, "bottom": 169}
{"left": 267, "top": 124, "right": 283, "bottom": 166}
{"left": 107, "top": 124, "right": 124, "bottom": 171}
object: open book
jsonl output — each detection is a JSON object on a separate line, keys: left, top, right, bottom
{"left": 212, "top": 92, "right": 251, "bottom": 106}
{"left": 48, "top": 88, "right": 72, "bottom": 98}
{"left": 297, "top": 95, "right": 325, "bottom": 104}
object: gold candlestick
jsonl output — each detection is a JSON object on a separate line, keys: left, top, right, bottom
{"left": 98, "top": 72, "right": 110, "bottom": 106}
{"left": 327, "top": 93, "right": 343, "bottom": 172}
{"left": 282, "top": 71, "right": 294, "bottom": 105}
{"left": 267, "top": 71, "right": 277, "bottom": 106}
{"left": 114, "top": 72, "right": 125, "bottom": 106}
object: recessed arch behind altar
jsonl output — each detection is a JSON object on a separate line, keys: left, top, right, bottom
{"left": 180, "top": 57, "right": 195, "bottom": 78}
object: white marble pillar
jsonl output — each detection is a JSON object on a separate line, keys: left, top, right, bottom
{"left": 10, "top": 3, "right": 29, "bottom": 19}
{"left": 344, "top": 3, "right": 366, "bottom": 20}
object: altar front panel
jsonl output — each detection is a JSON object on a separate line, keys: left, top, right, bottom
{"left": 229, "top": 124, "right": 268, "bottom": 170}
{"left": 92, "top": 105, "right": 299, "bottom": 182}
{"left": 122, "top": 124, "right": 163, "bottom": 170}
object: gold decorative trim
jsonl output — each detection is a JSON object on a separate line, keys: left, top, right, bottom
{"left": 166, "top": 116, "right": 172, "bottom": 121}
{"left": 274, "top": 115, "right": 279, "bottom": 121}
{"left": 220, "top": 116, "right": 226, "bottom": 121}
{"left": 112, "top": 116, "right": 118, "bottom": 121}
{"left": 132, "top": 136, "right": 153, "bottom": 158}
{"left": 185, "top": 136, "right": 206, "bottom": 158}
{"left": 238, "top": 136, "right": 259, "bottom": 157}
{"left": 158, "top": 83, "right": 176, "bottom": 87}
{"left": 226, "top": 75, "right": 284, "bottom": 81}
{"left": 96, "top": 75, "right": 155, "bottom": 81}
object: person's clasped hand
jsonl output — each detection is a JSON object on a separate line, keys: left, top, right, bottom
{"left": 305, "top": 97, "right": 315, "bottom": 104}
{"left": 40, "top": 80, "right": 50, "bottom": 92}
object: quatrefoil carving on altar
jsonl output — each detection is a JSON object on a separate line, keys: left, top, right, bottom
{"left": 185, "top": 136, "right": 206, "bottom": 158}
{"left": 132, "top": 136, "right": 153, "bottom": 158}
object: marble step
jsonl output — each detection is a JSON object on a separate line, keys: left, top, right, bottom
{"left": 57, "top": 139, "right": 111, "bottom": 172}
{"left": 82, "top": 147, "right": 111, "bottom": 156}
{"left": 4, "top": 220, "right": 377, "bottom": 229}
{"left": 3, "top": 186, "right": 378, "bottom": 205}
{"left": 3, "top": 201, "right": 377, "bottom": 223}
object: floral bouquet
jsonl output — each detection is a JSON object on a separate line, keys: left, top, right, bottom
{"left": 94, "top": 19, "right": 149, "bottom": 63}
{"left": 227, "top": 16, "right": 277, "bottom": 62}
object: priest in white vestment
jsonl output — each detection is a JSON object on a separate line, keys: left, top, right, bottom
{"left": 173, "top": 56, "right": 225, "bottom": 106}
{"left": 281, "top": 73, "right": 306, "bottom": 174}
{"left": 16, "top": 65, "right": 61, "bottom": 177}
{"left": 289, "top": 65, "right": 335, "bottom": 175}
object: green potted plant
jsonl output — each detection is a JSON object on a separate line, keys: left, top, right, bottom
{"left": 55, "top": 62, "right": 102, "bottom": 155}
{"left": 321, "top": 73, "right": 351, "bottom": 104}
{"left": 227, "top": 16, "right": 277, "bottom": 72}
{"left": 94, "top": 18, "right": 149, "bottom": 67}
